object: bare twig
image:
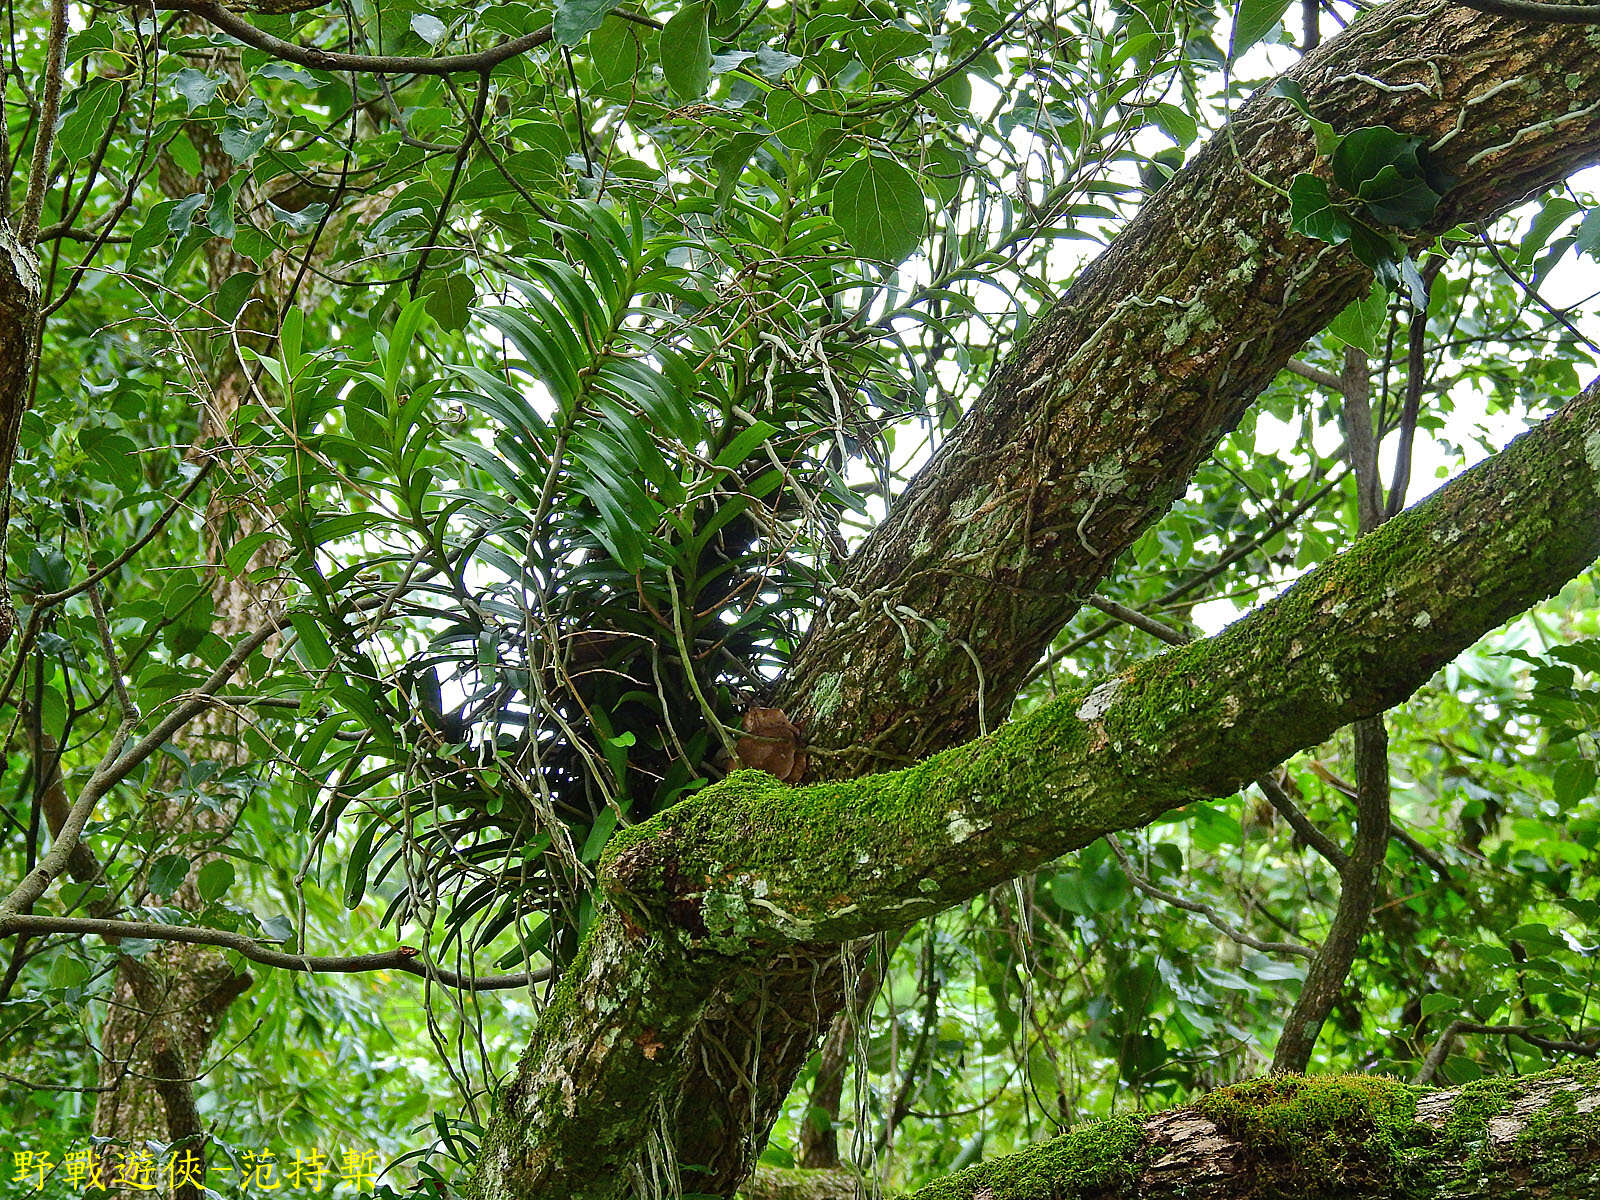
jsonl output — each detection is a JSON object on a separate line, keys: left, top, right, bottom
{"left": 0, "top": 914, "right": 549, "bottom": 990}
{"left": 1106, "top": 834, "right": 1316, "bottom": 959}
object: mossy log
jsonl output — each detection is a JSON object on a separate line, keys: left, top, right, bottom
{"left": 912, "top": 1066, "right": 1600, "bottom": 1200}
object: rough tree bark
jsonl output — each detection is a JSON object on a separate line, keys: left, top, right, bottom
{"left": 648, "top": 3, "right": 1600, "bottom": 1192}
{"left": 470, "top": 378, "right": 1600, "bottom": 1197}
{"left": 0, "top": 221, "right": 41, "bottom": 651}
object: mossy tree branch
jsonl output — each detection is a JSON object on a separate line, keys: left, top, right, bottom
{"left": 473, "top": 379, "right": 1600, "bottom": 1200}
{"left": 602, "top": 381, "right": 1600, "bottom": 950}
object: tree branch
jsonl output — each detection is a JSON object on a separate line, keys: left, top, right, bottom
{"left": 159, "top": 1, "right": 554, "bottom": 76}
{"left": 606, "top": 378, "right": 1600, "bottom": 950}
{"left": 0, "top": 914, "right": 549, "bottom": 990}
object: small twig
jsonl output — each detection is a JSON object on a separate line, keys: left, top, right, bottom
{"left": 84, "top": 577, "right": 138, "bottom": 726}
{"left": 1286, "top": 358, "right": 1344, "bottom": 392}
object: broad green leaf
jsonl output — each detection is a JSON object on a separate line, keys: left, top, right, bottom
{"left": 57, "top": 78, "right": 124, "bottom": 161}
{"left": 148, "top": 854, "right": 191, "bottom": 898}
{"left": 1356, "top": 164, "right": 1441, "bottom": 229}
{"left": 1288, "top": 174, "right": 1352, "bottom": 246}
{"left": 169, "top": 68, "right": 223, "bottom": 113}
{"left": 833, "top": 155, "right": 926, "bottom": 264}
{"left": 1327, "top": 283, "right": 1388, "bottom": 354}
{"left": 591, "top": 16, "right": 648, "bottom": 87}
{"left": 411, "top": 13, "right": 448, "bottom": 43}
{"left": 555, "top": 0, "right": 614, "bottom": 45}
{"left": 1230, "top": 0, "right": 1293, "bottom": 58}
{"left": 1331, "top": 126, "right": 1422, "bottom": 195}
{"left": 661, "top": 3, "right": 713, "bottom": 100}
{"left": 425, "top": 273, "right": 476, "bottom": 331}
{"left": 197, "top": 860, "right": 236, "bottom": 902}
{"left": 1574, "top": 207, "right": 1600, "bottom": 260}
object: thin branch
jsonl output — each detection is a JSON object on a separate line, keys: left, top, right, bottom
{"left": 1286, "top": 358, "right": 1344, "bottom": 392}
{"left": 162, "top": 1, "right": 554, "bottom": 76}
{"left": 33, "top": 459, "right": 217, "bottom": 607}
{"left": 0, "top": 622, "right": 278, "bottom": 921}
{"left": 0, "top": 914, "right": 549, "bottom": 991}
{"left": 1446, "top": 0, "right": 1600, "bottom": 22}
{"left": 1106, "top": 834, "right": 1316, "bottom": 959}
{"left": 1415, "top": 1019, "right": 1600, "bottom": 1085}
{"left": 1257, "top": 772, "right": 1350, "bottom": 869}
{"left": 19, "top": 0, "right": 68, "bottom": 243}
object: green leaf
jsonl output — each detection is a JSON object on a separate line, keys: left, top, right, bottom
{"left": 49, "top": 955, "right": 91, "bottom": 990}
{"left": 660, "top": 3, "right": 713, "bottom": 100}
{"left": 169, "top": 68, "right": 223, "bottom": 113}
{"left": 1553, "top": 758, "right": 1596, "bottom": 807}
{"left": 580, "top": 807, "right": 620, "bottom": 863}
{"left": 833, "top": 155, "right": 926, "bottom": 264}
{"left": 1355, "top": 164, "right": 1441, "bottom": 229}
{"left": 424, "top": 273, "right": 476, "bottom": 331}
{"left": 220, "top": 99, "right": 275, "bottom": 163}
{"left": 555, "top": 0, "right": 614, "bottom": 45}
{"left": 1420, "top": 993, "right": 1461, "bottom": 1018}
{"left": 712, "top": 132, "right": 766, "bottom": 208}
{"left": 1230, "top": 0, "right": 1293, "bottom": 58}
{"left": 1273, "top": 81, "right": 1340, "bottom": 158}
{"left": 344, "top": 821, "right": 381, "bottom": 909}
{"left": 715, "top": 419, "right": 779, "bottom": 468}
{"left": 1331, "top": 126, "right": 1422, "bottom": 195}
{"left": 1573, "top": 207, "right": 1600, "bottom": 260}
{"left": 148, "top": 854, "right": 191, "bottom": 898}
{"left": 57, "top": 79, "right": 124, "bottom": 162}
{"left": 197, "top": 859, "right": 236, "bottom": 902}
{"left": 591, "top": 17, "right": 648, "bottom": 88}
{"left": 1327, "top": 284, "right": 1387, "bottom": 354}
{"left": 215, "top": 271, "right": 259, "bottom": 322}
{"left": 1287, "top": 174, "right": 1352, "bottom": 246}
{"left": 411, "top": 13, "right": 448, "bottom": 43}
{"left": 1147, "top": 103, "right": 1198, "bottom": 148}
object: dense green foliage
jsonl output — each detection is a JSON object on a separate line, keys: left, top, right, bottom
{"left": 1, "top": 0, "right": 1597, "bottom": 1194}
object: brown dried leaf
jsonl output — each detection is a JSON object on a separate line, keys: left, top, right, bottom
{"left": 736, "top": 707, "right": 808, "bottom": 784}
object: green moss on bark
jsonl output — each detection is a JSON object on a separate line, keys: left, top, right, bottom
{"left": 909, "top": 1115, "right": 1152, "bottom": 1200}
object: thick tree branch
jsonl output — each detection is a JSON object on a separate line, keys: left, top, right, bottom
{"left": 605, "top": 380, "right": 1600, "bottom": 949}
{"left": 1415, "top": 1020, "right": 1600, "bottom": 1085}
